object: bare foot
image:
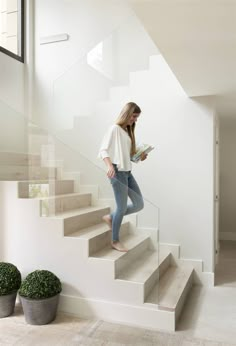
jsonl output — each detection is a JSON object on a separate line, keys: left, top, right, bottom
{"left": 102, "top": 215, "right": 112, "bottom": 230}
{"left": 111, "top": 241, "right": 128, "bottom": 252}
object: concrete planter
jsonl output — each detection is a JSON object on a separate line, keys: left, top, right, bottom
{"left": 0, "top": 292, "right": 17, "bottom": 318}
{"left": 20, "top": 294, "right": 60, "bottom": 325}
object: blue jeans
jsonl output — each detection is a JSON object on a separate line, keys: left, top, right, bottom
{"left": 109, "top": 165, "right": 144, "bottom": 241}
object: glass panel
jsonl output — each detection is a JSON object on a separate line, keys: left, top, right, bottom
{"left": 0, "top": 96, "right": 160, "bottom": 307}
{"left": 0, "top": 8, "right": 161, "bottom": 308}
{"left": 50, "top": 11, "right": 161, "bottom": 305}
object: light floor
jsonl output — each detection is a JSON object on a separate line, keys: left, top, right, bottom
{"left": 1, "top": 240, "right": 236, "bottom": 346}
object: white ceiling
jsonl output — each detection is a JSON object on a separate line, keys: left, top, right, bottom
{"left": 129, "top": 0, "right": 236, "bottom": 118}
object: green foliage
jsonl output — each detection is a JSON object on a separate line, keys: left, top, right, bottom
{"left": 29, "top": 183, "right": 49, "bottom": 216}
{"left": 19, "top": 270, "right": 62, "bottom": 299}
{"left": 0, "top": 262, "right": 21, "bottom": 296}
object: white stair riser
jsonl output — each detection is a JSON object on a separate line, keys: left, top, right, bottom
{"left": 64, "top": 207, "right": 110, "bottom": 235}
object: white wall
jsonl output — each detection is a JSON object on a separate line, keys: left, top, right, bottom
{"left": 0, "top": 50, "right": 24, "bottom": 113}
{"left": 219, "top": 118, "right": 236, "bottom": 240}
{"left": 0, "top": 100, "right": 27, "bottom": 152}
{"left": 0, "top": 0, "right": 35, "bottom": 154}
{"left": 56, "top": 55, "right": 215, "bottom": 272}
{"left": 112, "top": 13, "right": 158, "bottom": 85}
{"left": 33, "top": 0, "right": 158, "bottom": 132}
{"left": 0, "top": 48, "right": 26, "bottom": 152}
{"left": 0, "top": 0, "right": 215, "bottom": 272}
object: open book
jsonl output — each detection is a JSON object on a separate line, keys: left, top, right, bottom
{"left": 131, "top": 143, "right": 154, "bottom": 163}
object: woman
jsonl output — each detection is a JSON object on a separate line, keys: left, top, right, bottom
{"left": 98, "top": 102, "right": 147, "bottom": 252}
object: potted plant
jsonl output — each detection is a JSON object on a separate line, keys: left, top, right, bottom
{"left": 19, "top": 269, "right": 62, "bottom": 325}
{"left": 0, "top": 262, "right": 21, "bottom": 318}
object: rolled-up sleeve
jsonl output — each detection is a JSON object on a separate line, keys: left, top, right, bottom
{"left": 98, "top": 126, "right": 114, "bottom": 160}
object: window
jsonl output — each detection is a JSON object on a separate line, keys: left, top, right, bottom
{"left": 0, "top": 0, "right": 24, "bottom": 63}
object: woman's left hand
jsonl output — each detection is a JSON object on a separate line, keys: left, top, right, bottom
{"left": 140, "top": 153, "right": 148, "bottom": 161}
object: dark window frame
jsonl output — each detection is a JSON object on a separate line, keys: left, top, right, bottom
{"left": 0, "top": 0, "right": 24, "bottom": 63}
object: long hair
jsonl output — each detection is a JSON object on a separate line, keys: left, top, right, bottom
{"left": 116, "top": 102, "right": 141, "bottom": 156}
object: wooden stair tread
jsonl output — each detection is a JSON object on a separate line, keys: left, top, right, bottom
{"left": 67, "top": 222, "right": 109, "bottom": 238}
{"left": 90, "top": 233, "right": 150, "bottom": 261}
{"left": 67, "top": 221, "right": 129, "bottom": 239}
{"left": 0, "top": 152, "right": 41, "bottom": 166}
{"left": 18, "top": 179, "right": 72, "bottom": 184}
{"left": 145, "top": 265, "right": 194, "bottom": 310}
{"left": 18, "top": 179, "right": 75, "bottom": 198}
{"left": 39, "top": 192, "right": 91, "bottom": 200}
{"left": 117, "top": 249, "right": 170, "bottom": 283}
{"left": 51, "top": 205, "right": 109, "bottom": 219}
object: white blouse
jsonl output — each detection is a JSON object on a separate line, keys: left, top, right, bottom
{"left": 98, "top": 124, "right": 132, "bottom": 171}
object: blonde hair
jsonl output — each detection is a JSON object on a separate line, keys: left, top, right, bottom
{"left": 116, "top": 102, "right": 141, "bottom": 156}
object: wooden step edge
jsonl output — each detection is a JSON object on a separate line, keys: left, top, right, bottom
{"left": 56, "top": 205, "right": 110, "bottom": 220}
{"left": 0, "top": 152, "right": 41, "bottom": 166}
{"left": 116, "top": 248, "right": 159, "bottom": 281}
{"left": 18, "top": 179, "right": 74, "bottom": 184}
{"left": 18, "top": 180, "right": 75, "bottom": 198}
{"left": 142, "top": 252, "right": 172, "bottom": 301}
{"left": 63, "top": 207, "right": 110, "bottom": 236}
{"left": 39, "top": 192, "right": 91, "bottom": 201}
{"left": 175, "top": 268, "right": 194, "bottom": 323}
{"left": 67, "top": 222, "right": 108, "bottom": 238}
{"left": 90, "top": 233, "right": 149, "bottom": 261}
{"left": 158, "top": 266, "right": 194, "bottom": 312}
{"left": 87, "top": 222, "right": 130, "bottom": 256}
{"left": 114, "top": 237, "right": 151, "bottom": 278}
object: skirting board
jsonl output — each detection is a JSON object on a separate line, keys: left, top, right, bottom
{"left": 59, "top": 294, "right": 175, "bottom": 331}
{"left": 220, "top": 232, "right": 236, "bottom": 241}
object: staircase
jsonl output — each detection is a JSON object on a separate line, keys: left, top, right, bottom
{"left": 0, "top": 150, "right": 196, "bottom": 331}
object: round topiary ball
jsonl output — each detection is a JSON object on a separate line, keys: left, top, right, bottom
{"left": 19, "top": 270, "right": 62, "bottom": 299}
{"left": 0, "top": 262, "right": 21, "bottom": 296}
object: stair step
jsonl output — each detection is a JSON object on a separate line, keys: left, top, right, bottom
{"left": 91, "top": 233, "right": 150, "bottom": 261}
{"left": 145, "top": 265, "right": 194, "bottom": 313}
{"left": 18, "top": 180, "right": 74, "bottom": 198}
{"left": 58, "top": 206, "right": 110, "bottom": 236}
{"left": 54, "top": 205, "right": 109, "bottom": 219}
{"left": 67, "top": 221, "right": 130, "bottom": 256}
{"left": 67, "top": 222, "right": 109, "bottom": 238}
{"left": 41, "top": 193, "right": 92, "bottom": 215}
{"left": 117, "top": 249, "right": 170, "bottom": 283}
{"left": 144, "top": 251, "right": 172, "bottom": 301}
{"left": 114, "top": 236, "right": 151, "bottom": 278}
{"left": 0, "top": 166, "right": 57, "bottom": 181}
{"left": 0, "top": 152, "right": 41, "bottom": 166}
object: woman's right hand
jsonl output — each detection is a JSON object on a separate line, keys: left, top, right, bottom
{"left": 107, "top": 165, "right": 116, "bottom": 178}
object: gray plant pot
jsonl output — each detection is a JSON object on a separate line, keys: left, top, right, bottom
{"left": 0, "top": 291, "right": 17, "bottom": 318}
{"left": 20, "top": 294, "right": 60, "bottom": 325}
